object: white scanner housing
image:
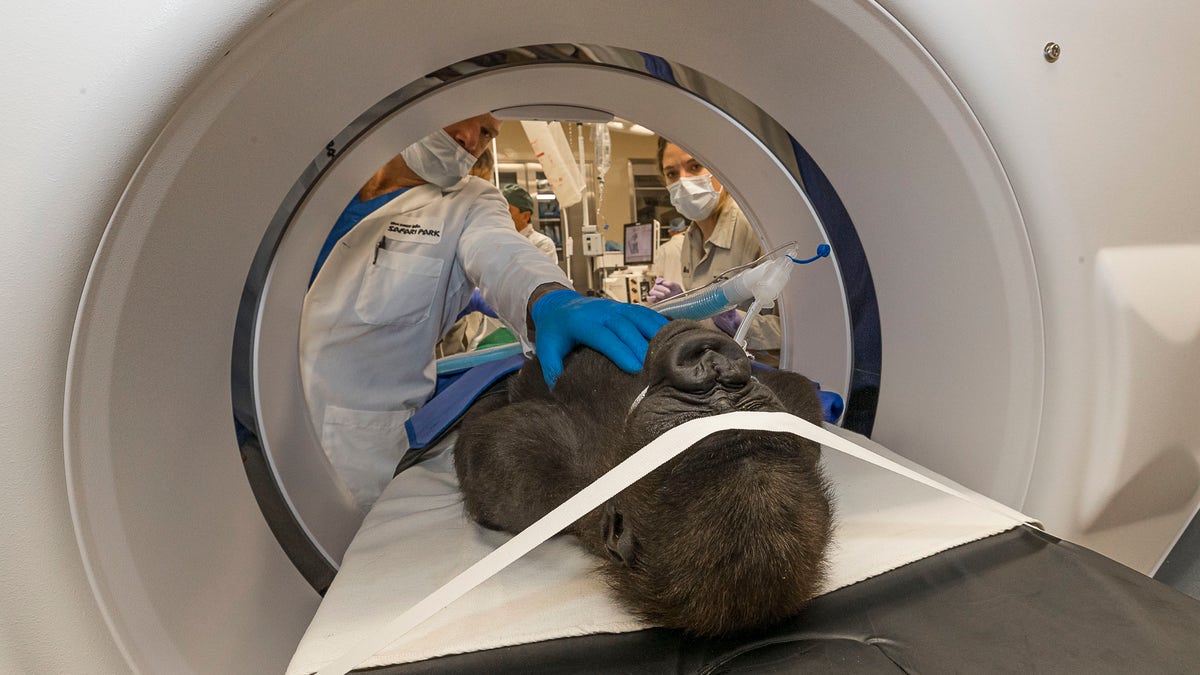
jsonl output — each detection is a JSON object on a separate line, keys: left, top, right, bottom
{"left": 2, "top": 1, "right": 1198, "bottom": 672}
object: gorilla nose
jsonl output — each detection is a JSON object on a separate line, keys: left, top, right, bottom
{"left": 664, "top": 331, "right": 752, "bottom": 393}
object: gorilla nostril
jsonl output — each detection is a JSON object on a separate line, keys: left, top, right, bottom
{"left": 705, "top": 350, "right": 751, "bottom": 387}
{"left": 663, "top": 347, "right": 714, "bottom": 391}
{"left": 701, "top": 350, "right": 727, "bottom": 375}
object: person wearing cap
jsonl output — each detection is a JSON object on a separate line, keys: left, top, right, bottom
{"left": 501, "top": 183, "right": 558, "bottom": 262}
{"left": 300, "top": 114, "right": 667, "bottom": 511}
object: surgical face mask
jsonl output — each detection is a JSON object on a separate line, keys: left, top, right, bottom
{"left": 400, "top": 129, "right": 478, "bottom": 188}
{"left": 667, "top": 174, "right": 722, "bottom": 221}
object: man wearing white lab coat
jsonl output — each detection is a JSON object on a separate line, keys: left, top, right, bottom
{"left": 301, "top": 114, "right": 666, "bottom": 511}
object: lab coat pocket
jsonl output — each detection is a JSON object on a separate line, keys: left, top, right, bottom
{"left": 355, "top": 248, "right": 444, "bottom": 326}
{"left": 321, "top": 404, "right": 412, "bottom": 512}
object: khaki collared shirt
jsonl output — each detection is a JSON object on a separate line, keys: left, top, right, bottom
{"left": 680, "top": 201, "right": 762, "bottom": 290}
{"left": 679, "top": 201, "right": 782, "bottom": 350}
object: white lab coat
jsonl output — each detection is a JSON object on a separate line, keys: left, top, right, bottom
{"left": 651, "top": 233, "right": 685, "bottom": 286}
{"left": 520, "top": 224, "right": 559, "bottom": 262}
{"left": 300, "top": 177, "right": 569, "bottom": 511}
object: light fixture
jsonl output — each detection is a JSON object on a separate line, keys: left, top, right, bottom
{"left": 606, "top": 117, "right": 655, "bottom": 135}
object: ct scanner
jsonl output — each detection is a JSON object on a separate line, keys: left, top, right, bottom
{"left": 3, "top": 1, "right": 1200, "bottom": 672}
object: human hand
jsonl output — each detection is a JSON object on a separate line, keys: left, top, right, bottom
{"left": 647, "top": 278, "right": 684, "bottom": 304}
{"left": 456, "top": 288, "right": 498, "bottom": 320}
{"left": 712, "top": 308, "right": 743, "bottom": 337}
{"left": 531, "top": 289, "right": 669, "bottom": 387}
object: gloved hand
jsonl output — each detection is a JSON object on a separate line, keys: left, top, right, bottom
{"left": 711, "top": 308, "right": 743, "bottom": 337}
{"left": 456, "top": 288, "right": 498, "bottom": 320}
{"left": 646, "top": 278, "right": 683, "bottom": 304}
{"left": 532, "top": 289, "right": 669, "bottom": 387}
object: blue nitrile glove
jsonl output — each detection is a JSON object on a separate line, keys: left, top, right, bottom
{"left": 711, "top": 308, "right": 743, "bottom": 337}
{"left": 531, "top": 289, "right": 669, "bottom": 387}
{"left": 456, "top": 288, "right": 498, "bottom": 320}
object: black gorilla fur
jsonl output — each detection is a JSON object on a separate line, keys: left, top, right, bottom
{"left": 454, "top": 319, "right": 834, "bottom": 636}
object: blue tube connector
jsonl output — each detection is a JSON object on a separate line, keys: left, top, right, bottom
{"left": 788, "top": 243, "right": 831, "bottom": 265}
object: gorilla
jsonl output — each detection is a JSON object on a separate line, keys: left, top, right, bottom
{"left": 454, "top": 319, "right": 834, "bottom": 637}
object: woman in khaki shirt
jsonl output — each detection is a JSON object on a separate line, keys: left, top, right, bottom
{"left": 650, "top": 137, "right": 782, "bottom": 351}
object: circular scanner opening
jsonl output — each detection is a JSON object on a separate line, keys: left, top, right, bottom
{"left": 234, "top": 46, "right": 876, "bottom": 590}
{"left": 64, "top": 9, "right": 1040, "bottom": 669}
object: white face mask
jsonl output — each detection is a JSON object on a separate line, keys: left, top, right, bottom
{"left": 400, "top": 129, "right": 478, "bottom": 188}
{"left": 667, "top": 174, "right": 722, "bottom": 221}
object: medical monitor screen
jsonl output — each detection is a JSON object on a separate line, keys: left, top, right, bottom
{"left": 623, "top": 222, "right": 654, "bottom": 266}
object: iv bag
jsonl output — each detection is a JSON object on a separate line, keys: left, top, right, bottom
{"left": 592, "top": 123, "right": 612, "bottom": 180}
{"left": 521, "top": 121, "right": 584, "bottom": 207}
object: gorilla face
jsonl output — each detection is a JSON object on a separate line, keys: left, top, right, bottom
{"left": 628, "top": 320, "right": 784, "bottom": 438}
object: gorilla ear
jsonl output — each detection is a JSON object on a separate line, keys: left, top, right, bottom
{"left": 602, "top": 501, "right": 637, "bottom": 566}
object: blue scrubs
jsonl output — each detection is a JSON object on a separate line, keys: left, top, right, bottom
{"left": 310, "top": 187, "right": 410, "bottom": 286}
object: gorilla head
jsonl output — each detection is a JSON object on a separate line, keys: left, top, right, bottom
{"left": 598, "top": 320, "right": 833, "bottom": 635}
{"left": 455, "top": 319, "right": 833, "bottom": 636}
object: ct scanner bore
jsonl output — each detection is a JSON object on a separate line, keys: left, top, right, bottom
{"left": 4, "top": 1, "right": 1198, "bottom": 673}
{"left": 234, "top": 44, "right": 876, "bottom": 591}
